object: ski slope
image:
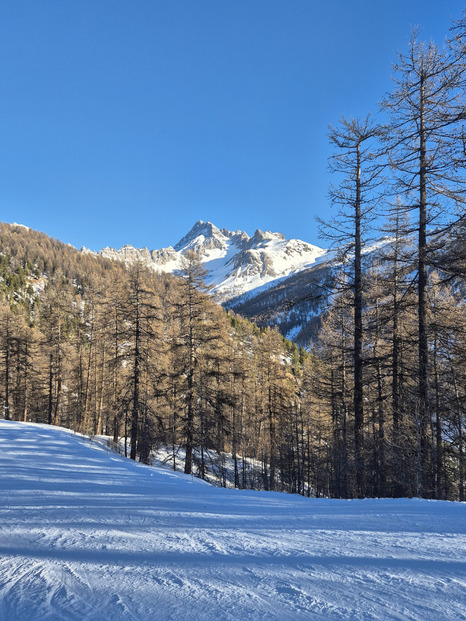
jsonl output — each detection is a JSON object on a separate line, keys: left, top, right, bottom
{"left": 0, "top": 420, "right": 465, "bottom": 621}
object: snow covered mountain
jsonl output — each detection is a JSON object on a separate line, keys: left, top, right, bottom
{"left": 92, "top": 224, "right": 411, "bottom": 347}
{"left": 93, "top": 220, "right": 329, "bottom": 304}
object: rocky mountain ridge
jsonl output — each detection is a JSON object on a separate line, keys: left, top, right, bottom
{"left": 83, "top": 221, "right": 333, "bottom": 346}
{"left": 89, "top": 220, "right": 329, "bottom": 305}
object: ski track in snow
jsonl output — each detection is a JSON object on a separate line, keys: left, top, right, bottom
{"left": 0, "top": 421, "right": 465, "bottom": 621}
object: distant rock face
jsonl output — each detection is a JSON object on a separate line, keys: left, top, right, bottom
{"left": 89, "top": 221, "right": 339, "bottom": 346}
{"left": 95, "top": 220, "right": 329, "bottom": 307}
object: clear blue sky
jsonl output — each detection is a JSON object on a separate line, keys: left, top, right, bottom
{"left": 0, "top": 1, "right": 463, "bottom": 251}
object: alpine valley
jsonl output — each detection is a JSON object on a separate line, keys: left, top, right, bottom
{"left": 87, "top": 220, "right": 334, "bottom": 346}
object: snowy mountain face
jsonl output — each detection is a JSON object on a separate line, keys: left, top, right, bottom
{"left": 90, "top": 223, "right": 398, "bottom": 347}
{"left": 94, "top": 221, "right": 329, "bottom": 305}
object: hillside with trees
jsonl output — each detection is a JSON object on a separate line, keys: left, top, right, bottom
{"left": 0, "top": 222, "right": 315, "bottom": 495}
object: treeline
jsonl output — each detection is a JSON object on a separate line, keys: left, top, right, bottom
{"left": 314, "top": 15, "right": 466, "bottom": 499}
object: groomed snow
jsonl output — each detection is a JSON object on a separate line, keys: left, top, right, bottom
{"left": 0, "top": 420, "right": 465, "bottom": 621}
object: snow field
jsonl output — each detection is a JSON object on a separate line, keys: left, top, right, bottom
{"left": 0, "top": 420, "right": 465, "bottom": 620}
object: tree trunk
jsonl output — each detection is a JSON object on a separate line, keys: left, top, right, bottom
{"left": 418, "top": 73, "right": 431, "bottom": 497}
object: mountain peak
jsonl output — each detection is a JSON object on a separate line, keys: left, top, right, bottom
{"left": 96, "top": 220, "right": 327, "bottom": 309}
{"left": 252, "top": 229, "right": 285, "bottom": 244}
{"left": 174, "top": 220, "right": 224, "bottom": 251}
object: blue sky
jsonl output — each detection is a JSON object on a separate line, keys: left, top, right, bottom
{"left": 0, "top": 1, "right": 463, "bottom": 251}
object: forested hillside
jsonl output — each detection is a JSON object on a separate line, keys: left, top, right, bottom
{"left": 0, "top": 210, "right": 464, "bottom": 502}
{"left": 0, "top": 222, "right": 315, "bottom": 495}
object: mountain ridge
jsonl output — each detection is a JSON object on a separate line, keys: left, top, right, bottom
{"left": 89, "top": 220, "right": 329, "bottom": 308}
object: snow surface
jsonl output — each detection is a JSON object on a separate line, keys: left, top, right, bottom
{"left": 1, "top": 420, "right": 465, "bottom": 621}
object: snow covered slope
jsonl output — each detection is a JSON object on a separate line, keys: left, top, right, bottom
{"left": 1, "top": 420, "right": 465, "bottom": 621}
{"left": 93, "top": 220, "right": 328, "bottom": 302}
